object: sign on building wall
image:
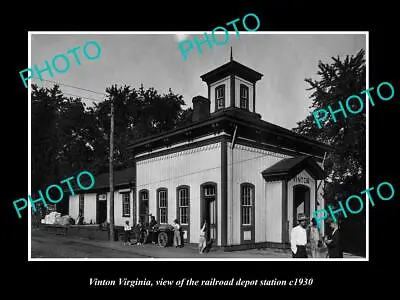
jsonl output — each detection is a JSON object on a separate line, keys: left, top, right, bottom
{"left": 292, "top": 173, "right": 311, "bottom": 185}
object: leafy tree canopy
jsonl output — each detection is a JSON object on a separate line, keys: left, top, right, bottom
{"left": 292, "top": 49, "right": 366, "bottom": 255}
{"left": 293, "top": 49, "right": 366, "bottom": 202}
{"left": 31, "top": 83, "right": 192, "bottom": 191}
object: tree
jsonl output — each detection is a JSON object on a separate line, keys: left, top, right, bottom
{"left": 93, "top": 84, "right": 191, "bottom": 171}
{"left": 31, "top": 83, "right": 192, "bottom": 200}
{"left": 292, "top": 49, "right": 366, "bottom": 255}
{"left": 31, "top": 84, "right": 64, "bottom": 192}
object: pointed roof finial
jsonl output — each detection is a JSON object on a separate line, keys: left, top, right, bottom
{"left": 230, "top": 46, "right": 233, "bottom": 61}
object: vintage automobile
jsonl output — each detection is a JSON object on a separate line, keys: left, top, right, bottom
{"left": 124, "top": 223, "right": 176, "bottom": 247}
{"left": 153, "top": 224, "right": 175, "bottom": 247}
{"left": 138, "top": 223, "right": 176, "bottom": 247}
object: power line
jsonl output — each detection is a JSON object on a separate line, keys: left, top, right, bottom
{"left": 63, "top": 92, "right": 104, "bottom": 103}
{"left": 41, "top": 79, "right": 108, "bottom": 96}
{"left": 31, "top": 77, "right": 107, "bottom": 96}
{"left": 32, "top": 79, "right": 105, "bottom": 102}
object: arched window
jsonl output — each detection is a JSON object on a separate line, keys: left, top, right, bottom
{"left": 177, "top": 186, "right": 190, "bottom": 225}
{"left": 177, "top": 185, "right": 190, "bottom": 242}
{"left": 241, "top": 183, "right": 254, "bottom": 225}
{"left": 240, "top": 84, "right": 249, "bottom": 110}
{"left": 240, "top": 183, "right": 255, "bottom": 244}
{"left": 157, "top": 188, "right": 168, "bottom": 224}
{"left": 215, "top": 84, "right": 225, "bottom": 110}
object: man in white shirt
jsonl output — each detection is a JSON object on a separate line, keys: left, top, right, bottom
{"left": 123, "top": 220, "right": 132, "bottom": 246}
{"left": 291, "top": 213, "right": 308, "bottom": 258}
{"left": 172, "top": 219, "right": 182, "bottom": 248}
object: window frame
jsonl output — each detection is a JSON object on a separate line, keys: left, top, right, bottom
{"left": 122, "top": 192, "right": 131, "bottom": 217}
{"left": 215, "top": 84, "right": 225, "bottom": 110}
{"left": 240, "top": 183, "right": 255, "bottom": 226}
{"left": 177, "top": 186, "right": 190, "bottom": 226}
{"left": 157, "top": 188, "right": 168, "bottom": 224}
{"left": 240, "top": 84, "right": 249, "bottom": 110}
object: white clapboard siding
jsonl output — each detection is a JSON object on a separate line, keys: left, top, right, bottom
{"left": 84, "top": 194, "right": 96, "bottom": 224}
{"left": 106, "top": 190, "right": 135, "bottom": 227}
{"left": 227, "top": 142, "right": 291, "bottom": 245}
{"left": 69, "top": 193, "right": 97, "bottom": 224}
{"left": 136, "top": 142, "right": 221, "bottom": 244}
{"left": 265, "top": 181, "right": 283, "bottom": 243}
{"left": 69, "top": 190, "right": 135, "bottom": 226}
{"left": 69, "top": 194, "right": 79, "bottom": 220}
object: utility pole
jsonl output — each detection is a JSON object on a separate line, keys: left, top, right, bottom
{"left": 109, "top": 97, "right": 115, "bottom": 242}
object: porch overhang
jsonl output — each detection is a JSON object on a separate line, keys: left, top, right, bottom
{"left": 261, "top": 155, "right": 325, "bottom": 182}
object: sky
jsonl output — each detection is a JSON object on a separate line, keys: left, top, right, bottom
{"left": 31, "top": 32, "right": 366, "bottom": 130}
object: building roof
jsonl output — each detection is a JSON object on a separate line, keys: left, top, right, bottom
{"left": 261, "top": 155, "right": 325, "bottom": 182}
{"left": 128, "top": 58, "right": 332, "bottom": 160}
{"left": 127, "top": 107, "right": 332, "bottom": 159}
{"left": 72, "top": 167, "right": 135, "bottom": 194}
{"left": 200, "top": 59, "right": 263, "bottom": 84}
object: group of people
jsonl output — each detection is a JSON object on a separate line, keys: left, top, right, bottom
{"left": 122, "top": 216, "right": 185, "bottom": 247}
{"left": 122, "top": 216, "right": 211, "bottom": 254}
{"left": 291, "top": 213, "right": 343, "bottom": 258}
{"left": 123, "top": 216, "right": 158, "bottom": 246}
{"left": 169, "top": 218, "right": 211, "bottom": 254}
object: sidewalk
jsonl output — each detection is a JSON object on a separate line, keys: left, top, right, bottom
{"left": 31, "top": 229, "right": 364, "bottom": 259}
{"left": 67, "top": 236, "right": 363, "bottom": 259}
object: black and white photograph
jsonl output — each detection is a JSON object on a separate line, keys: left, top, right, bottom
{"left": 28, "top": 32, "right": 367, "bottom": 260}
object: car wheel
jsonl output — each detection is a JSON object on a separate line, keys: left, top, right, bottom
{"left": 158, "top": 232, "right": 168, "bottom": 247}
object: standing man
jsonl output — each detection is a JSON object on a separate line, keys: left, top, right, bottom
{"left": 291, "top": 213, "right": 308, "bottom": 258}
{"left": 123, "top": 220, "right": 132, "bottom": 246}
{"left": 149, "top": 215, "right": 158, "bottom": 244}
{"left": 172, "top": 219, "right": 182, "bottom": 248}
{"left": 325, "top": 218, "right": 343, "bottom": 258}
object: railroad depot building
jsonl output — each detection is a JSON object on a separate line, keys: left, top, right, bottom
{"left": 127, "top": 57, "right": 331, "bottom": 250}
{"left": 68, "top": 167, "right": 135, "bottom": 227}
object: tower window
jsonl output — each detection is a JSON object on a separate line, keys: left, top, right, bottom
{"left": 240, "top": 84, "right": 249, "bottom": 110}
{"left": 216, "top": 85, "right": 225, "bottom": 110}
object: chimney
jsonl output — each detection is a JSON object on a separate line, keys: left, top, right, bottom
{"left": 192, "top": 96, "right": 210, "bottom": 122}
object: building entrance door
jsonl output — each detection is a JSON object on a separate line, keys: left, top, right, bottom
{"left": 205, "top": 197, "right": 217, "bottom": 242}
{"left": 201, "top": 183, "right": 218, "bottom": 244}
{"left": 293, "top": 185, "right": 310, "bottom": 226}
{"left": 96, "top": 194, "right": 107, "bottom": 224}
{"left": 139, "top": 190, "right": 149, "bottom": 224}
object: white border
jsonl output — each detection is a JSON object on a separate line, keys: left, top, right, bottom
{"left": 28, "top": 31, "right": 368, "bottom": 262}
{"left": 28, "top": 32, "right": 32, "bottom": 261}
